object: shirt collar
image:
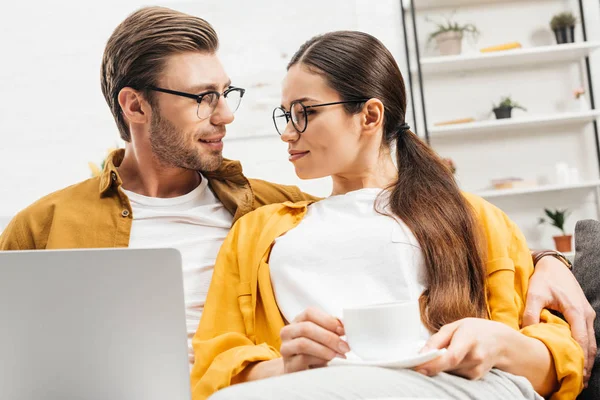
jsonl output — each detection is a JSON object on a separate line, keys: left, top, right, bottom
{"left": 99, "top": 149, "right": 124, "bottom": 195}
{"left": 282, "top": 200, "right": 315, "bottom": 209}
{"left": 98, "top": 148, "right": 249, "bottom": 195}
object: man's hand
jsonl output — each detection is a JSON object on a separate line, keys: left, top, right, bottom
{"left": 523, "top": 255, "right": 596, "bottom": 386}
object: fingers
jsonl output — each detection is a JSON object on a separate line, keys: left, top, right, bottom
{"left": 280, "top": 307, "right": 349, "bottom": 372}
{"left": 585, "top": 307, "right": 597, "bottom": 386}
{"left": 293, "top": 307, "right": 344, "bottom": 335}
{"left": 281, "top": 321, "right": 349, "bottom": 356}
{"left": 417, "top": 322, "right": 470, "bottom": 377}
{"left": 562, "top": 305, "right": 589, "bottom": 379}
{"left": 421, "top": 320, "right": 460, "bottom": 353}
{"left": 284, "top": 354, "right": 331, "bottom": 373}
{"left": 450, "top": 362, "right": 488, "bottom": 381}
{"left": 522, "top": 292, "right": 546, "bottom": 327}
{"left": 280, "top": 336, "right": 343, "bottom": 362}
{"left": 417, "top": 346, "right": 468, "bottom": 377}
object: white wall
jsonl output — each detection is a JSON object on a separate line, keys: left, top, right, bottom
{"left": 1, "top": 0, "right": 599, "bottom": 249}
{"left": 0, "top": 0, "right": 405, "bottom": 218}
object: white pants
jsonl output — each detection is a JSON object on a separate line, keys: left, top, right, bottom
{"left": 209, "top": 366, "right": 543, "bottom": 400}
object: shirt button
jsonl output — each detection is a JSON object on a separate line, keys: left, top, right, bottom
{"left": 111, "top": 172, "right": 117, "bottom": 181}
{"left": 121, "top": 210, "right": 130, "bottom": 218}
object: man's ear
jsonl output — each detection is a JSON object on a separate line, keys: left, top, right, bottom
{"left": 360, "top": 98, "right": 385, "bottom": 137}
{"left": 118, "top": 87, "right": 151, "bottom": 125}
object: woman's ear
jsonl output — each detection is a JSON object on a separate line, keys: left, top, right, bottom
{"left": 361, "top": 98, "right": 385, "bottom": 136}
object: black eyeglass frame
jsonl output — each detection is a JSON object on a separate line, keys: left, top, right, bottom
{"left": 147, "top": 85, "right": 246, "bottom": 119}
{"left": 272, "top": 99, "right": 370, "bottom": 135}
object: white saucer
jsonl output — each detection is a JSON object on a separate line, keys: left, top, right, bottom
{"left": 328, "top": 348, "right": 446, "bottom": 369}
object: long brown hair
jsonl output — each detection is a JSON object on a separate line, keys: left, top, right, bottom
{"left": 288, "top": 31, "right": 488, "bottom": 332}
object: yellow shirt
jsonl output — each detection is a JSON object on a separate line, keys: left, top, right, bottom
{"left": 0, "top": 149, "right": 314, "bottom": 250}
{"left": 191, "top": 194, "right": 583, "bottom": 400}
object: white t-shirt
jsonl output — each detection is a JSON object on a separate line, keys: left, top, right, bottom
{"left": 269, "top": 188, "right": 429, "bottom": 340}
{"left": 121, "top": 175, "right": 233, "bottom": 368}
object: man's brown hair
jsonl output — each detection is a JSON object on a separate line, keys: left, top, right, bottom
{"left": 101, "top": 6, "right": 219, "bottom": 142}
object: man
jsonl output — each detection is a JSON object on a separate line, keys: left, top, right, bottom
{"left": 0, "top": 6, "right": 595, "bottom": 382}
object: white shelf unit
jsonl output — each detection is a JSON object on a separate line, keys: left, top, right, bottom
{"left": 475, "top": 180, "right": 600, "bottom": 199}
{"left": 475, "top": 181, "right": 600, "bottom": 258}
{"left": 413, "top": 42, "right": 600, "bottom": 75}
{"left": 402, "top": 0, "right": 546, "bottom": 11}
{"left": 430, "top": 110, "right": 600, "bottom": 138}
{"left": 401, "top": 0, "right": 600, "bottom": 251}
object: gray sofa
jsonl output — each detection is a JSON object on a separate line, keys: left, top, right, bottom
{"left": 573, "top": 219, "right": 600, "bottom": 399}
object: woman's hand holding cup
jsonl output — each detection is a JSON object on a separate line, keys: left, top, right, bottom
{"left": 279, "top": 307, "right": 349, "bottom": 374}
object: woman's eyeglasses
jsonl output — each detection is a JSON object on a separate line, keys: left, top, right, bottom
{"left": 272, "top": 99, "right": 369, "bottom": 135}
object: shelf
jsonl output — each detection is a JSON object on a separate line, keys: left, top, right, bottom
{"left": 403, "top": 0, "right": 545, "bottom": 11}
{"left": 412, "top": 42, "right": 600, "bottom": 76}
{"left": 429, "top": 110, "right": 600, "bottom": 138}
{"left": 475, "top": 181, "right": 600, "bottom": 199}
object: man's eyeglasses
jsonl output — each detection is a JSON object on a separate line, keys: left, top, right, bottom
{"left": 147, "top": 85, "right": 246, "bottom": 120}
{"left": 272, "top": 99, "right": 369, "bottom": 135}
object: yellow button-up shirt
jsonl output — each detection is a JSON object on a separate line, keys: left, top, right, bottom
{"left": 0, "top": 149, "right": 313, "bottom": 250}
{"left": 191, "top": 194, "right": 583, "bottom": 400}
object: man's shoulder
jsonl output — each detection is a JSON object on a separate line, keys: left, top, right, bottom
{"left": 248, "top": 178, "right": 320, "bottom": 206}
{"left": 1, "top": 177, "right": 104, "bottom": 250}
{"left": 14, "top": 177, "right": 103, "bottom": 222}
{"left": 248, "top": 178, "right": 302, "bottom": 200}
{"left": 462, "top": 192, "right": 516, "bottom": 246}
{"left": 462, "top": 192, "right": 510, "bottom": 225}
{"left": 233, "top": 200, "right": 313, "bottom": 233}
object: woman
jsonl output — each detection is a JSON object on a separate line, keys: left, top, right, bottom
{"left": 190, "top": 31, "right": 583, "bottom": 400}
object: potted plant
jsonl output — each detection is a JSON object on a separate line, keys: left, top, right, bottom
{"left": 88, "top": 146, "right": 121, "bottom": 177}
{"left": 492, "top": 96, "right": 527, "bottom": 119}
{"left": 539, "top": 208, "right": 572, "bottom": 252}
{"left": 427, "top": 17, "right": 479, "bottom": 56}
{"left": 442, "top": 157, "right": 457, "bottom": 175}
{"left": 550, "top": 12, "right": 577, "bottom": 44}
{"left": 574, "top": 87, "right": 587, "bottom": 111}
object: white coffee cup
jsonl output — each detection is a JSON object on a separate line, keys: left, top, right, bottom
{"left": 342, "top": 301, "right": 422, "bottom": 361}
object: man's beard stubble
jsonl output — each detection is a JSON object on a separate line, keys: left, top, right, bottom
{"left": 149, "top": 110, "right": 223, "bottom": 172}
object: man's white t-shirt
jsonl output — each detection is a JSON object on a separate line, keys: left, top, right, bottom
{"left": 121, "top": 175, "right": 233, "bottom": 368}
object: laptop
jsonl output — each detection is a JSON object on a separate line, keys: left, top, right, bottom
{"left": 0, "top": 248, "right": 191, "bottom": 400}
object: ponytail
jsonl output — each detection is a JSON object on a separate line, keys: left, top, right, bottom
{"left": 288, "top": 30, "right": 489, "bottom": 332}
{"left": 389, "top": 129, "right": 488, "bottom": 332}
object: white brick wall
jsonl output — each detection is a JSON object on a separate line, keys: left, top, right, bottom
{"left": 0, "top": 0, "right": 404, "bottom": 217}
{"left": 2, "top": 0, "right": 600, "bottom": 249}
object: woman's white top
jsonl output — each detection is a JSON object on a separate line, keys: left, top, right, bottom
{"left": 269, "top": 188, "right": 429, "bottom": 338}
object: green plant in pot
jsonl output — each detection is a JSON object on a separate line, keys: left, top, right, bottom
{"left": 550, "top": 12, "right": 577, "bottom": 44}
{"left": 492, "top": 96, "right": 527, "bottom": 119}
{"left": 538, "top": 208, "right": 572, "bottom": 252}
{"left": 427, "top": 16, "right": 479, "bottom": 56}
